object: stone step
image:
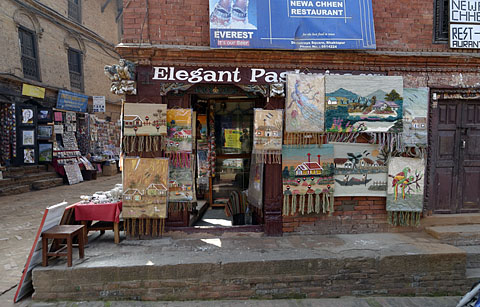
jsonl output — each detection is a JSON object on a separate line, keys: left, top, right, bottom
{"left": 457, "top": 246, "right": 480, "bottom": 269}
{"left": 8, "top": 171, "right": 58, "bottom": 185}
{"left": 466, "top": 268, "right": 480, "bottom": 286}
{"left": 422, "top": 214, "right": 480, "bottom": 227}
{"left": 0, "top": 184, "right": 31, "bottom": 197}
{"left": 31, "top": 177, "right": 64, "bottom": 190}
{"left": 0, "top": 177, "right": 14, "bottom": 188}
{"left": 425, "top": 225, "right": 480, "bottom": 246}
{"left": 4, "top": 165, "right": 47, "bottom": 177}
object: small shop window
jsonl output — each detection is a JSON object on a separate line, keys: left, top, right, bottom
{"left": 68, "top": 48, "right": 84, "bottom": 92}
{"left": 433, "top": 0, "right": 449, "bottom": 43}
{"left": 18, "top": 27, "right": 40, "bottom": 80}
{"left": 68, "top": 0, "right": 81, "bottom": 23}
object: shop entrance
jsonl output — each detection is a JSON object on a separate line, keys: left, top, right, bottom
{"left": 429, "top": 99, "right": 480, "bottom": 213}
{"left": 192, "top": 96, "right": 257, "bottom": 227}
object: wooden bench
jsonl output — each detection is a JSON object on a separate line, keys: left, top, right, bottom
{"left": 41, "top": 225, "right": 85, "bottom": 267}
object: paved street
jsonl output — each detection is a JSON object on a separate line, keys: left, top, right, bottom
{"left": 0, "top": 174, "right": 122, "bottom": 306}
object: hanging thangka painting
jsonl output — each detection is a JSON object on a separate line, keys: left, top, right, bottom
{"left": 282, "top": 144, "right": 335, "bottom": 216}
{"left": 252, "top": 109, "right": 283, "bottom": 163}
{"left": 166, "top": 109, "right": 193, "bottom": 168}
{"left": 325, "top": 75, "right": 403, "bottom": 133}
{"left": 333, "top": 143, "right": 388, "bottom": 197}
{"left": 123, "top": 103, "right": 167, "bottom": 153}
{"left": 122, "top": 157, "right": 169, "bottom": 218}
{"left": 247, "top": 154, "right": 264, "bottom": 209}
{"left": 387, "top": 157, "right": 425, "bottom": 226}
{"left": 402, "top": 88, "right": 429, "bottom": 148}
{"left": 285, "top": 73, "right": 325, "bottom": 145}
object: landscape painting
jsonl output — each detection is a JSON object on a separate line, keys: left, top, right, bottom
{"left": 122, "top": 157, "right": 169, "bottom": 218}
{"left": 169, "top": 166, "right": 195, "bottom": 202}
{"left": 166, "top": 109, "right": 193, "bottom": 152}
{"left": 402, "top": 88, "right": 428, "bottom": 147}
{"left": 333, "top": 143, "right": 387, "bottom": 196}
{"left": 253, "top": 109, "right": 283, "bottom": 152}
{"left": 123, "top": 103, "right": 167, "bottom": 136}
{"left": 325, "top": 75, "right": 403, "bottom": 133}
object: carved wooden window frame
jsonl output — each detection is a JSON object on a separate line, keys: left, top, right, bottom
{"left": 68, "top": 48, "right": 84, "bottom": 92}
{"left": 68, "top": 0, "right": 82, "bottom": 24}
{"left": 433, "top": 0, "right": 449, "bottom": 43}
{"left": 18, "top": 26, "right": 40, "bottom": 81}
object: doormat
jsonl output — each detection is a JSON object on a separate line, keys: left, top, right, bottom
{"left": 402, "top": 88, "right": 428, "bottom": 148}
{"left": 123, "top": 103, "right": 167, "bottom": 153}
{"left": 285, "top": 73, "right": 325, "bottom": 145}
{"left": 122, "top": 157, "right": 169, "bottom": 219}
{"left": 325, "top": 75, "right": 403, "bottom": 133}
{"left": 166, "top": 109, "right": 193, "bottom": 167}
{"left": 333, "top": 143, "right": 387, "bottom": 197}
{"left": 253, "top": 109, "right": 283, "bottom": 164}
{"left": 387, "top": 157, "right": 425, "bottom": 226}
{"left": 282, "top": 144, "right": 335, "bottom": 216}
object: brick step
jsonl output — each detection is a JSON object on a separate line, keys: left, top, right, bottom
{"left": 0, "top": 177, "right": 14, "bottom": 188}
{"left": 422, "top": 214, "right": 480, "bottom": 227}
{"left": 8, "top": 171, "right": 59, "bottom": 185}
{"left": 32, "top": 177, "right": 64, "bottom": 190}
{"left": 458, "top": 246, "right": 480, "bottom": 269}
{"left": 0, "top": 184, "right": 31, "bottom": 196}
{"left": 425, "top": 224, "right": 480, "bottom": 246}
{"left": 4, "top": 165, "right": 47, "bottom": 177}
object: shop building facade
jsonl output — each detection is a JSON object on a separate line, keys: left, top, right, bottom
{"left": 0, "top": 0, "right": 123, "bottom": 167}
{"left": 118, "top": 0, "right": 480, "bottom": 236}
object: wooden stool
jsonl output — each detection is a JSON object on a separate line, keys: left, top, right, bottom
{"left": 42, "top": 225, "right": 85, "bottom": 267}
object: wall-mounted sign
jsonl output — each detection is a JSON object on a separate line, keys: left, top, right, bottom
{"left": 93, "top": 96, "right": 106, "bottom": 113}
{"left": 449, "top": 0, "right": 480, "bottom": 49}
{"left": 209, "top": 0, "right": 376, "bottom": 50}
{"left": 22, "top": 84, "right": 45, "bottom": 99}
{"left": 56, "top": 90, "right": 88, "bottom": 112}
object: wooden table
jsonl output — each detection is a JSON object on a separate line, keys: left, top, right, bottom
{"left": 74, "top": 201, "right": 122, "bottom": 244}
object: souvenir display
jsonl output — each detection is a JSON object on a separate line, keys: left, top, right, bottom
{"left": 282, "top": 144, "right": 335, "bottom": 216}
{"left": 166, "top": 109, "right": 193, "bottom": 166}
{"left": 285, "top": 73, "right": 325, "bottom": 144}
{"left": 123, "top": 157, "right": 169, "bottom": 218}
{"left": 54, "top": 112, "right": 63, "bottom": 122}
{"left": 62, "top": 131, "right": 79, "bottom": 150}
{"left": 252, "top": 109, "right": 283, "bottom": 164}
{"left": 403, "top": 88, "right": 428, "bottom": 148}
{"left": 22, "top": 130, "right": 35, "bottom": 146}
{"left": 38, "top": 143, "right": 53, "bottom": 162}
{"left": 37, "top": 109, "right": 51, "bottom": 122}
{"left": 168, "top": 166, "right": 195, "bottom": 202}
{"left": 0, "top": 104, "right": 16, "bottom": 163}
{"left": 247, "top": 154, "right": 264, "bottom": 209}
{"left": 208, "top": 105, "right": 216, "bottom": 177}
{"left": 387, "top": 157, "right": 425, "bottom": 226}
{"left": 21, "top": 108, "right": 34, "bottom": 124}
{"left": 325, "top": 75, "right": 403, "bottom": 133}
{"left": 23, "top": 148, "right": 35, "bottom": 164}
{"left": 123, "top": 103, "right": 167, "bottom": 153}
{"left": 89, "top": 115, "right": 121, "bottom": 155}
{"left": 333, "top": 143, "right": 387, "bottom": 197}
{"left": 64, "top": 163, "right": 84, "bottom": 184}
{"left": 37, "top": 126, "right": 53, "bottom": 139}
{"left": 197, "top": 149, "right": 209, "bottom": 194}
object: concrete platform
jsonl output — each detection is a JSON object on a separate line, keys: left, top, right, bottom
{"left": 31, "top": 232, "right": 471, "bottom": 301}
{"left": 425, "top": 224, "right": 480, "bottom": 246}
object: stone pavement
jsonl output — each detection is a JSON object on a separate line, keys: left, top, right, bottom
{"left": 0, "top": 174, "right": 122, "bottom": 306}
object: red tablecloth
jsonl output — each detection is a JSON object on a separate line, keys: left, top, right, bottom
{"left": 74, "top": 201, "right": 122, "bottom": 223}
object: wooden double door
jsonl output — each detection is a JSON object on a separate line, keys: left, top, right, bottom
{"left": 430, "top": 99, "right": 480, "bottom": 213}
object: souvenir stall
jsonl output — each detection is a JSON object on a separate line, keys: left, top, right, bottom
{"left": 0, "top": 102, "right": 16, "bottom": 167}
{"left": 89, "top": 114, "right": 121, "bottom": 175}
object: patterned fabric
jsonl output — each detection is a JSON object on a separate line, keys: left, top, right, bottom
{"left": 123, "top": 103, "right": 167, "bottom": 136}
{"left": 386, "top": 157, "right": 425, "bottom": 226}
{"left": 252, "top": 109, "right": 283, "bottom": 163}
{"left": 403, "top": 88, "right": 429, "bottom": 147}
{"left": 325, "top": 75, "right": 403, "bottom": 133}
{"left": 122, "top": 157, "right": 169, "bottom": 218}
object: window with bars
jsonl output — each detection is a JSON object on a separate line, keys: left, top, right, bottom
{"left": 68, "top": 0, "right": 81, "bottom": 23}
{"left": 434, "top": 0, "right": 449, "bottom": 43}
{"left": 68, "top": 48, "right": 84, "bottom": 92}
{"left": 18, "top": 27, "right": 40, "bottom": 80}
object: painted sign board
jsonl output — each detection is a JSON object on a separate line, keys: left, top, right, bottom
{"left": 93, "top": 96, "right": 106, "bottom": 113}
{"left": 56, "top": 90, "right": 88, "bottom": 112}
{"left": 450, "top": 24, "right": 480, "bottom": 48}
{"left": 209, "top": 0, "right": 376, "bottom": 50}
{"left": 22, "top": 84, "right": 45, "bottom": 99}
{"left": 450, "top": 0, "right": 480, "bottom": 23}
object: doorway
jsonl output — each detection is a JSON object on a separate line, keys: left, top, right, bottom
{"left": 429, "top": 99, "right": 480, "bottom": 213}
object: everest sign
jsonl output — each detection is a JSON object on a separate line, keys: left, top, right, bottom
{"left": 209, "top": 0, "right": 376, "bottom": 50}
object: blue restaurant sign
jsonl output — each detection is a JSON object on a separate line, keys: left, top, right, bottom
{"left": 209, "top": 0, "right": 376, "bottom": 50}
{"left": 56, "top": 90, "right": 88, "bottom": 112}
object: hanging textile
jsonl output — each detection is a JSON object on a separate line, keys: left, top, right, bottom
{"left": 285, "top": 73, "right": 325, "bottom": 145}
{"left": 247, "top": 154, "right": 264, "bottom": 209}
{"left": 169, "top": 166, "right": 195, "bottom": 202}
{"left": 123, "top": 103, "right": 167, "bottom": 153}
{"left": 386, "top": 157, "right": 425, "bottom": 226}
{"left": 325, "top": 75, "right": 403, "bottom": 133}
{"left": 252, "top": 109, "right": 283, "bottom": 164}
{"left": 402, "top": 88, "right": 429, "bottom": 148}
{"left": 122, "top": 157, "right": 169, "bottom": 219}
{"left": 333, "top": 143, "right": 388, "bottom": 197}
{"left": 282, "top": 144, "right": 335, "bottom": 216}
{"left": 166, "top": 109, "right": 193, "bottom": 167}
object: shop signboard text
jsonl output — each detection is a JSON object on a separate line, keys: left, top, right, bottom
{"left": 56, "top": 90, "right": 88, "bottom": 113}
{"left": 450, "top": 0, "right": 480, "bottom": 49}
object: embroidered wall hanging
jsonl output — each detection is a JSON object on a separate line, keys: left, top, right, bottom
{"left": 169, "top": 166, "right": 195, "bottom": 202}
{"left": 282, "top": 144, "right": 335, "bottom": 216}
{"left": 122, "top": 157, "right": 169, "bottom": 219}
{"left": 253, "top": 109, "right": 283, "bottom": 164}
{"left": 247, "top": 154, "right": 264, "bottom": 209}
{"left": 123, "top": 103, "right": 167, "bottom": 153}
{"left": 285, "top": 73, "right": 325, "bottom": 144}
{"left": 166, "top": 109, "right": 193, "bottom": 167}
{"left": 325, "top": 75, "right": 403, "bottom": 133}
{"left": 402, "top": 88, "right": 428, "bottom": 148}
{"left": 387, "top": 157, "right": 424, "bottom": 226}
{"left": 333, "top": 143, "right": 387, "bottom": 197}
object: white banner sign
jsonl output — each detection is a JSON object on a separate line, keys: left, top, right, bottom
{"left": 93, "top": 96, "right": 105, "bottom": 113}
{"left": 450, "top": 24, "right": 480, "bottom": 48}
{"left": 450, "top": 0, "right": 480, "bottom": 23}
